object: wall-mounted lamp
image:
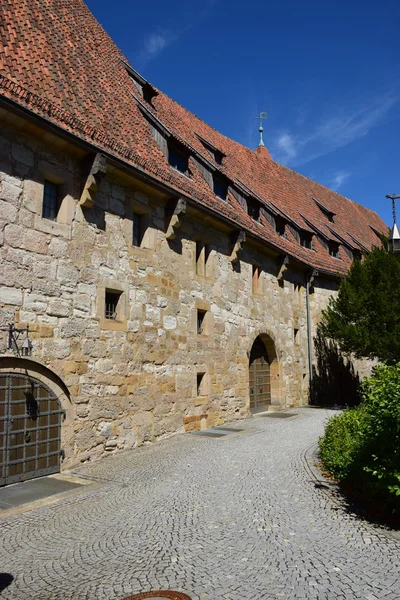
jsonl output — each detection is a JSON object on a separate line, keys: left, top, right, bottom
{"left": 8, "top": 324, "right": 33, "bottom": 357}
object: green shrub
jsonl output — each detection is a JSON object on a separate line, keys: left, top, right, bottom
{"left": 318, "top": 407, "right": 369, "bottom": 481}
{"left": 319, "top": 363, "right": 400, "bottom": 512}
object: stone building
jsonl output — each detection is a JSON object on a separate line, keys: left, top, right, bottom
{"left": 0, "top": 0, "right": 387, "bottom": 485}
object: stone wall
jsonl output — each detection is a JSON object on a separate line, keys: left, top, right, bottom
{"left": 0, "top": 118, "right": 330, "bottom": 468}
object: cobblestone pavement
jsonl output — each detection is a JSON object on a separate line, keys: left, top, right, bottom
{"left": 1, "top": 408, "right": 399, "bottom": 600}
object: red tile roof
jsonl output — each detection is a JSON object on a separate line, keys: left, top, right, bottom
{"left": 0, "top": 0, "right": 388, "bottom": 276}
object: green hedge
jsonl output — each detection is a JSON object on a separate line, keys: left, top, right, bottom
{"left": 318, "top": 363, "right": 400, "bottom": 511}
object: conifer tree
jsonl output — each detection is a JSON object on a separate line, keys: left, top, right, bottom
{"left": 320, "top": 246, "right": 400, "bottom": 363}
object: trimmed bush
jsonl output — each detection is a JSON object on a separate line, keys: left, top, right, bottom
{"left": 319, "top": 363, "right": 400, "bottom": 512}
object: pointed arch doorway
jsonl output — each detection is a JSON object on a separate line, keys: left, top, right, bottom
{"left": 249, "top": 333, "right": 280, "bottom": 413}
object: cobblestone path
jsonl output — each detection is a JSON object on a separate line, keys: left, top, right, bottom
{"left": 0, "top": 408, "right": 399, "bottom": 600}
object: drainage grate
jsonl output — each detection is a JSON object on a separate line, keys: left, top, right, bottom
{"left": 123, "top": 592, "right": 192, "bottom": 599}
{"left": 191, "top": 427, "right": 244, "bottom": 438}
{"left": 259, "top": 412, "right": 298, "bottom": 419}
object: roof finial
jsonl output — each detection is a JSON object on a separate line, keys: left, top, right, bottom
{"left": 258, "top": 111, "right": 267, "bottom": 147}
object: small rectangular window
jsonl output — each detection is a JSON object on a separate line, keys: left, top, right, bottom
{"left": 294, "top": 328, "right": 299, "bottom": 343}
{"left": 42, "top": 180, "right": 59, "bottom": 220}
{"left": 213, "top": 177, "right": 228, "bottom": 201}
{"left": 168, "top": 147, "right": 188, "bottom": 174}
{"left": 105, "top": 290, "right": 122, "bottom": 320}
{"left": 195, "top": 242, "right": 210, "bottom": 277}
{"left": 132, "top": 213, "right": 143, "bottom": 247}
{"left": 328, "top": 242, "right": 340, "bottom": 258}
{"left": 197, "top": 372, "right": 206, "bottom": 396}
{"left": 248, "top": 199, "right": 260, "bottom": 222}
{"left": 275, "top": 216, "right": 285, "bottom": 236}
{"left": 197, "top": 309, "right": 206, "bottom": 334}
{"left": 300, "top": 232, "right": 313, "bottom": 249}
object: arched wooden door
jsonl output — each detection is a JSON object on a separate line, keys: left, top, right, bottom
{"left": 249, "top": 336, "right": 271, "bottom": 412}
{"left": 0, "top": 373, "right": 64, "bottom": 487}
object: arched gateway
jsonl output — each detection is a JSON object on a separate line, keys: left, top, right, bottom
{"left": 0, "top": 372, "right": 64, "bottom": 486}
{"left": 249, "top": 333, "right": 280, "bottom": 413}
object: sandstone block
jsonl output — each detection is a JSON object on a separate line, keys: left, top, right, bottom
{"left": 163, "top": 315, "right": 177, "bottom": 330}
{"left": 0, "top": 286, "right": 22, "bottom": 306}
{"left": 23, "top": 292, "right": 47, "bottom": 312}
{"left": 73, "top": 293, "right": 91, "bottom": 314}
{"left": 57, "top": 263, "right": 78, "bottom": 287}
{"left": 0, "top": 200, "right": 18, "bottom": 223}
{"left": 4, "top": 224, "right": 24, "bottom": 249}
{"left": 0, "top": 180, "right": 21, "bottom": 207}
{"left": 42, "top": 339, "right": 71, "bottom": 359}
{"left": 34, "top": 215, "right": 70, "bottom": 238}
{"left": 59, "top": 317, "right": 85, "bottom": 338}
{"left": 48, "top": 237, "right": 68, "bottom": 258}
{"left": 97, "top": 421, "right": 113, "bottom": 437}
{"left": 47, "top": 298, "right": 70, "bottom": 317}
{"left": 24, "top": 229, "right": 48, "bottom": 254}
{"left": 22, "top": 179, "right": 42, "bottom": 214}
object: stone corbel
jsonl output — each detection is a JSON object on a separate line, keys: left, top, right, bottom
{"left": 165, "top": 197, "right": 186, "bottom": 240}
{"left": 230, "top": 230, "right": 246, "bottom": 263}
{"left": 276, "top": 254, "right": 289, "bottom": 281}
{"left": 79, "top": 153, "right": 107, "bottom": 208}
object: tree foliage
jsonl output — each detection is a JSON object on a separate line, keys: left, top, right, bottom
{"left": 320, "top": 246, "right": 400, "bottom": 363}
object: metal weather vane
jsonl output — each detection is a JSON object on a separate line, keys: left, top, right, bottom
{"left": 258, "top": 112, "right": 267, "bottom": 147}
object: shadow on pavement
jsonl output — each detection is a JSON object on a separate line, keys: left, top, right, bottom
{"left": 0, "top": 573, "right": 14, "bottom": 592}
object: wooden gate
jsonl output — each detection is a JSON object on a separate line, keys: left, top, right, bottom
{"left": 0, "top": 373, "right": 63, "bottom": 487}
{"left": 249, "top": 336, "right": 271, "bottom": 412}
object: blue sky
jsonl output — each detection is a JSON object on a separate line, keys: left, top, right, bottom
{"left": 86, "top": 0, "right": 399, "bottom": 226}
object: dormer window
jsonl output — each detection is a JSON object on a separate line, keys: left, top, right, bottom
{"left": 313, "top": 198, "right": 335, "bottom": 223}
{"left": 275, "top": 216, "right": 286, "bottom": 236}
{"left": 168, "top": 145, "right": 188, "bottom": 174}
{"left": 197, "top": 135, "right": 225, "bottom": 165}
{"left": 213, "top": 176, "right": 228, "bottom": 201}
{"left": 328, "top": 241, "right": 340, "bottom": 258}
{"left": 247, "top": 198, "right": 261, "bottom": 222}
{"left": 300, "top": 231, "right": 313, "bottom": 249}
{"left": 121, "top": 59, "right": 158, "bottom": 104}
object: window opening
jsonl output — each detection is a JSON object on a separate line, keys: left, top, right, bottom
{"left": 252, "top": 265, "right": 260, "bottom": 293}
{"left": 328, "top": 241, "right": 340, "bottom": 258}
{"left": 197, "top": 372, "right": 206, "bottom": 396}
{"left": 197, "top": 309, "right": 206, "bottom": 334}
{"left": 300, "top": 232, "right": 313, "bottom": 249}
{"left": 248, "top": 199, "right": 260, "bottom": 222}
{"left": 294, "top": 328, "right": 299, "bottom": 343}
{"left": 213, "top": 177, "right": 228, "bottom": 201}
{"left": 132, "top": 213, "right": 143, "bottom": 247}
{"left": 168, "top": 147, "right": 188, "bottom": 174}
{"left": 105, "top": 290, "right": 122, "bottom": 320}
{"left": 42, "top": 180, "right": 59, "bottom": 220}
{"left": 275, "top": 216, "right": 285, "bottom": 236}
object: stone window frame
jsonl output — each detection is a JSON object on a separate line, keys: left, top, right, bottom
{"left": 124, "top": 196, "right": 157, "bottom": 257}
{"left": 194, "top": 239, "right": 214, "bottom": 283}
{"left": 194, "top": 366, "right": 209, "bottom": 406}
{"left": 97, "top": 278, "right": 128, "bottom": 332}
{"left": 27, "top": 169, "right": 75, "bottom": 235}
{"left": 193, "top": 300, "right": 213, "bottom": 338}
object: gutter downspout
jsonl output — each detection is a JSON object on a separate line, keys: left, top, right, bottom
{"left": 306, "top": 270, "right": 318, "bottom": 402}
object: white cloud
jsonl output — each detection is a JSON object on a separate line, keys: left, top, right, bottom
{"left": 273, "top": 94, "right": 397, "bottom": 167}
{"left": 276, "top": 133, "right": 297, "bottom": 160}
{"left": 137, "top": 1, "right": 219, "bottom": 67}
{"left": 331, "top": 171, "right": 351, "bottom": 190}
